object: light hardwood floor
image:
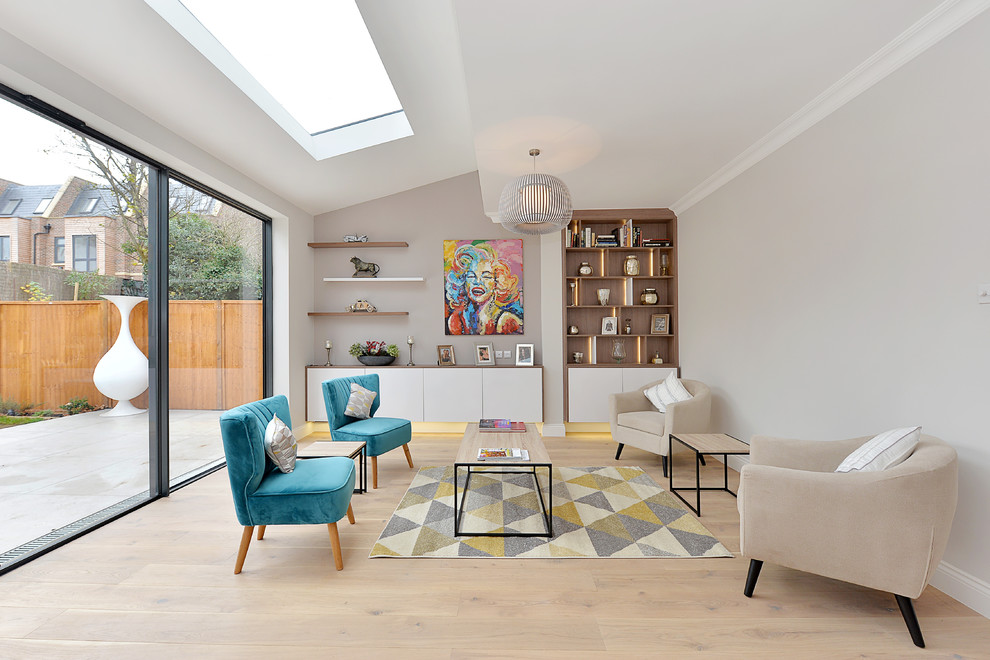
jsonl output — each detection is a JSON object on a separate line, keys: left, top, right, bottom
{"left": 1, "top": 432, "right": 987, "bottom": 659}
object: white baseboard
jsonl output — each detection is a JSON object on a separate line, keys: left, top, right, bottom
{"left": 931, "top": 561, "right": 990, "bottom": 619}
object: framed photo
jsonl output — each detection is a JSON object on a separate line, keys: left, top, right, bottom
{"left": 437, "top": 345, "right": 455, "bottom": 366}
{"left": 515, "top": 343, "right": 534, "bottom": 366}
{"left": 602, "top": 316, "right": 618, "bottom": 335}
{"left": 650, "top": 313, "right": 670, "bottom": 335}
{"left": 475, "top": 343, "right": 494, "bottom": 366}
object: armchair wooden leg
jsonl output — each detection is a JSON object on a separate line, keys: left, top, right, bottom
{"left": 371, "top": 456, "right": 378, "bottom": 489}
{"left": 327, "top": 522, "right": 344, "bottom": 571}
{"left": 895, "top": 594, "right": 925, "bottom": 648}
{"left": 743, "top": 559, "right": 763, "bottom": 597}
{"left": 614, "top": 443, "right": 624, "bottom": 460}
{"left": 402, "top": 443, "right": 414, "bottom": 468}
{"left": 661, "top": 455, "right": 668, "bottom": 478}
{"left": 256, "top": 525, "right": 266, "bottom": 540}
{"left": 346, "top": 502, "right": 355, "bottom": 524}
{"left": 234, "top": 526, "right": 254, "bottom": 574}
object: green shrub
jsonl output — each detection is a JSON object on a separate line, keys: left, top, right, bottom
{"left": 60, "top": 397, "right": 96, "bottom": 415}
{"left": 20, "top": 281, "right": 53, "bottom": 301}
{"left": 0, "top": 398, "right": 38, "bottom": 416}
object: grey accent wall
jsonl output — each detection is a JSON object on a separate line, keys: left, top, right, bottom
{"left": 312, "top": 172, "right": 543, "bottom": 370}
{"left": 679, "top": 12, "right": 990, "bottom": 613}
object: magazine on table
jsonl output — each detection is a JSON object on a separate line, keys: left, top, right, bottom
{"left": 478, "top": 418, "right": 526, "bottom": 432}
{"left": 477, "top": 447, "right": 530, "bottom": 461}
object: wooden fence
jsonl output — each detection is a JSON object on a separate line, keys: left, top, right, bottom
{"left": 0, "top": 300, "right": 262, "bottom": 411}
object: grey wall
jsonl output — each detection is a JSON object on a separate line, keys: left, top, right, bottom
{"left": 679, "top": 12, "right": 990, "bottom": 611}
{"left": 312, "top": 172, "right": 543, "bottom": 369}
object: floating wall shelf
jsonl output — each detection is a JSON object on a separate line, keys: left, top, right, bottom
{"left": 323, "top": 277, "right": 424, "bottom": 282}
{"left": 309, "top": 241, "right": 409, "bottom": 248}
{"left": 308, "top": 312, "right": 409, "bottom": 317}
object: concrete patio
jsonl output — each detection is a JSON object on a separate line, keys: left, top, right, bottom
{"left": 0, "top": 409, "right": 225, "bottom": 554}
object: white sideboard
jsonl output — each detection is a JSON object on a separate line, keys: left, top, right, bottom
{"left": 567, "top": 366, "right": 677, "bottom": 423}
{"left": 306, "top": 366, "right": 543, "bottom": 423}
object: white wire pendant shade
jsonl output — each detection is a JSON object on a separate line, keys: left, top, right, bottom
{"left": 498, "top": 149, "right": 572, "bottom": 235}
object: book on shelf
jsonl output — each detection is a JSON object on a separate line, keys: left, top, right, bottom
{"left": 477, "top": 447, "right": 530, "bottom": 461}
{"left": 478, "top": 418, "right": 527, "bottom": 432}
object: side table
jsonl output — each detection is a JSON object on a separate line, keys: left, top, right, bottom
{"left": 669, "top": 433, "right": 749, "bottom": 516}
{"left": 297, "top": 440, "right": 367, "bottom": 493}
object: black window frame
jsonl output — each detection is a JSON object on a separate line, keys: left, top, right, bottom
{"left": 0, "top": 235, "right": 10, "bottom": 261}
{"left": 0, "top": 81, "right": 274, "bottom": 575}
{"left": 53, "top": 236, "right": 65, "bottom": 263}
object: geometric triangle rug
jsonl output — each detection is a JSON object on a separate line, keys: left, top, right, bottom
{"left": 370, "top": 466, "right": 732, "bottom": 558}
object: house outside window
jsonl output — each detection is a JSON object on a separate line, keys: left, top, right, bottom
{"left": 0, "top": 235, "right": 10, "bottom": 261}
{"left": 53, "top": 236, "right": 65, "bottom": 264}
{"left": 72, "top": 235, "right": 97, "bottom": 272}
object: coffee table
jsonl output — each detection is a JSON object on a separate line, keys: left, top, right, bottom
{"left": 297, "top": 440, "right": 367, "bottom": 493}
{"left": 668, "top": 433, "right": 750, "bottom": 516}
{"left": 453, "top": 423, "right": 553, "bottom": 538}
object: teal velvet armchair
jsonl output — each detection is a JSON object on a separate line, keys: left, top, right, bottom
{"left": 219, "top": 395, "right": 356, "bottom": 573}
{"left": 322, "top": 374, "right": 414, "bottom": 489}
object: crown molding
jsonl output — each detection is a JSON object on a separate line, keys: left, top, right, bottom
{"left": 671, "top": 0, "right": 990, "bottom": 215}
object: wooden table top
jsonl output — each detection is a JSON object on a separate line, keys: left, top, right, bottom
{"left": 297, "top": 440, "right": 365, "bottom": 458}
{"left": 456, "top": 423, "right": 551, "bottom": 464}
{"left": 670, "top": 433, "right": 750, "bottom": 454}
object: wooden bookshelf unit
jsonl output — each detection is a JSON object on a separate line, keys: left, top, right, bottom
{"left": 563, "top": 209, "right": 678, "bottom": 368}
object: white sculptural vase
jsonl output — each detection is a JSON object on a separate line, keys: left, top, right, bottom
{"left": 94, "top": 295, "right": 149, "bottom": 416}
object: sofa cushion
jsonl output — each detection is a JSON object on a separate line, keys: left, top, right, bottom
{"left": 644, "top": 372, "right": 692, "bottom": 413}
{"left": 332, "top": 416, "right": 412, "bottom": 457}
{"left": 263, "top": 413, "right": 297, "bottom": 473}
{"left": 835, "top": 426, "right": 921, "bottom": 473}
{"left": 617, "top": 410, "right": 666, "bottom": 435}
{"left": 344, "top": 382, "right": 377, "bottom": 419}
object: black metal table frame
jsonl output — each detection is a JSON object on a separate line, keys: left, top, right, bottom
{"left": 453, "top": 462, "right": 553, "bottom": 538}
{"left": 300, "top": 442, "right": 367, "bottom": 494}
{"left": 668, "top": 433, "right": 747, "bottom": 516}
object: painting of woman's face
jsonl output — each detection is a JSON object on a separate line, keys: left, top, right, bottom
{"left": 465, "top": 259, "right": 496, "bottom": 304}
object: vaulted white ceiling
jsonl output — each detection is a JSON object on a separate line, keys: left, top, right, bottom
{"left": 3, "top": 0, "right": 981, "bottom": 218}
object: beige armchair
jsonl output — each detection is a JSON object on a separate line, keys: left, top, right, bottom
{"left": 739, "top": 434, "right": 958, "bottom": 648}
{"left": 609, "top": 379, "right": 711, "bottom": 477}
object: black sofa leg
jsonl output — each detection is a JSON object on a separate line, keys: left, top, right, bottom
{"left": 661, "top": 455, "right": 668, "bottom": 478}
{"left": 614, "top": 443, "right": 624, "bottom": 460}
{"left": 895, "top": 594, "right": 925, "bottom": 648}
{"left": 743, "top": 559, "right": 763, "bottom": 597}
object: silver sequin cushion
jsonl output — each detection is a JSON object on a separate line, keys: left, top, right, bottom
{"left": 264, "top": 413, "right": 297, "bottom": 473}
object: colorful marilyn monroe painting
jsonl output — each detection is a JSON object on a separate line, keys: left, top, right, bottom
{"left": 443, "top": 239, "right": 523, "bottom": 335}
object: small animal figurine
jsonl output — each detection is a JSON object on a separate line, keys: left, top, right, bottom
{"left": 343, "top": 234, "right": 369, "bottom": 243}
{"left": 350, "top": 256, "right": 380, "bottom": 278}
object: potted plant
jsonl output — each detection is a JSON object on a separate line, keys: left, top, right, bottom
{"left": 349, "top": 340, "right": 399, "bottom": 366}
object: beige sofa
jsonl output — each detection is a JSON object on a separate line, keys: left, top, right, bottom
{"left": 608, "top": 379, "right": 711, "bottom": 477}
{"left": 738, "top": 433, "right": 958, "bottom": 648}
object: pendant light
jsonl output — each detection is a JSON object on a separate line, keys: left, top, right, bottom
{"left": 498, "top": 148, "right": 572, "bottom": 235}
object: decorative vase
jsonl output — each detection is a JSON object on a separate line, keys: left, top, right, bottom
{"left": 597, "top": 288, "right": 610, "bottom": 306}
{"left": 640, "top": 288, "right": 658, "bottom": 305}
{"left": 624, "top": 319, "right": 632, "bottom": 335}
{"left": 652, "top": 351, "right": 664, "bottom": 364}
{"left": 660, "top": 253, "right": 669, "bottom": 276}
{"left": 357, "top": 355, "right": 396, "bottom": 366}
{"left": 578, "top": 262, "right": 593, "bottom": 276}
{"left": 624, "top": 254, "right": 640, "bottom": 276}
{"left": 572, "top": 352, "right": 583, "bottom": 364}
{"left": 93, "top": 295, "right": 148, "bottom": 416}
{"left": 611, "top": 339, "right": 626, "bottom": 363}
{"left": 568, "top": 325, "right": 579, "bottom": 335}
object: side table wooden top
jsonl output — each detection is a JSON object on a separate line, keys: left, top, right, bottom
{"left": 671, "top": 433, "right": 750, "bottom": 454}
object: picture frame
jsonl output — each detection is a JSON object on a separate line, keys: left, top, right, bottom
{"left": 601, "top": 316, "right": 618, "bottom": 335}
{"left": 650, "top": 313, "right": 670, "bottom": 335}
{"left": 474, "top": 342, "right": 494, "bottom": 366}
{"left": 515, "top": 343, "right": 534, "bottom": 366}
{"left": 437, "top": 345, "right": 455, "bottom": 366}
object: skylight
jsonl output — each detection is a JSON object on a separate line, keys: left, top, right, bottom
{"left": 146, "top": 0, "right": 412, "bottom": 159}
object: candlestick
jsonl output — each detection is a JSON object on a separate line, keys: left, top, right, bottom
{"left": 324, "top": 339, "right": 333, "bottom": 366}
{"left": 406, "top": 335, "right": 415, "bottom": 366}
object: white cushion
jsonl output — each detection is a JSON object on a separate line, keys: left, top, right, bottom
{"left": 643, "top": 372, "right": 692, "bottom": 413}
{"left": 344, "top": 382, "right": 377, "bottom": 419}
{"left": 264, "top": 413, "right": 297, "bottom": 473}
{"left": 835, "top": 427, "right": 921, "bottom": 473}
